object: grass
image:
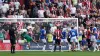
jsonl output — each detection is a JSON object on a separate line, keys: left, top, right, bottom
{"left": 0, "top": 51, "right": 100, "bottom": 56}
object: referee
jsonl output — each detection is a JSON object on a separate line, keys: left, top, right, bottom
{"left": 9, "top": 24, "right": 16, "bottom": 54}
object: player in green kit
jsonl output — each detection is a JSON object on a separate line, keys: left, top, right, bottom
{"left": 19, "top": 29, "right": 39, "bottom": 49}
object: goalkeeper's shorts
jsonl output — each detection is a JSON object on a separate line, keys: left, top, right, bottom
{"left": 25, "top": 37, "right": 33, "bottom": 43}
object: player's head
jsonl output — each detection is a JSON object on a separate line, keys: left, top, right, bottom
{"left": 71, "top": 26, "right": 74, "bottom": 29}
{"left": 57, "top": 26, "right": 60, "bottom": 30}
{"left": 42, "top": 26, "right": 45, "bottom": 29}
{"left": 87, "top": 28, "right": 89, "bottom": 30}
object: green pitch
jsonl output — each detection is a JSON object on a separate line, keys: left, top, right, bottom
{"left": 0, "top": 51, "right": 100, "bottom": 56}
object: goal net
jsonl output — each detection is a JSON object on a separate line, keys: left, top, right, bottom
{"left": 0, "top": 18, "right": 78, "bottom": 51}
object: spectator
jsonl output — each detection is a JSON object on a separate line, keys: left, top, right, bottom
{"left": 30, "top": 2, "right": 38, "bottom": 18}
{"left": 96, "top": 0, "right": 100, "bottom": 9}
{"left": 38, "top": 4, "right": 45, "bottom": 18}
{"left": 70, "top": 4, "right": 76, "bottom": 17}
{"left": 1, "top": 2, "right": 9, "bottom": 14}
{"left": 14, "top": 0, "right": 20, "bottom": 10}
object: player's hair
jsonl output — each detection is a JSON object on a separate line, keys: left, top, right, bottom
{"left": 87, "top": 28, "right": 89, "bottom": 30}
{"left": 57, "top": 26, "right": 60, "bottom": 29}
{"left": 41, "top": 26, "right": 45, "bottom": 29}
{"left": 71, "top": 26, "right": 74, "bottom": 29}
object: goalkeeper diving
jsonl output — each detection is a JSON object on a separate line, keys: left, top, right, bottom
{"left": 18, "top": 29, "right": 39, "bottom": 49}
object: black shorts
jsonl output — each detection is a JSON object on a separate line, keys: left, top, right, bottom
{"left": 55, "top": 39, "right": 61, "bottom": 45}
{"left": 67, "top": 38, "right": 71, "bottom": 44}
{"left": 10, "top": 36, "right": 16, "bottom": 45}
{"left": 86, "top": 39, "right": 91, "bottom": 44}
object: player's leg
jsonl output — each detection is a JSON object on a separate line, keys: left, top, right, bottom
{"left": 58, "top": 39, "right": 61, "bottom": 52}
{"left": 61, "top": 39, "right": 64, "bottom": 51}
{"left": 26, "top": 41, "right": 31, "bottom": 49}
{"left": 28, "top": 37, "right": 39, "bottom": 48}
{"left": 72, "top": 37, "right": 77, "bottom": 51}
{"left": 51, "top": 40, "right": 55, "bottom": 52}
{"left": 32, "top": 39, "right": 39, "bottom": 47}
{"left": 10, "top": 37, "right": 16, "bottom": 53}
{"left": 79, "top": 41, "right": 82, "bottom": 51}
{"left": 91, "top": 36, "right": 96, "bottom": 52}
{"left": 10, "top": 39, "right": 13, "bottom": 53}
{"left": 54, "top": 39, "right": 57, "bottom": 52}
{"left": 70, "top": 37, "right": 75, "bottom": 51}
{"left": 95, "top": 34, "right": 99, "bottom": 51}
{"left": 12, "top": 44, "right": 16, "bottom": 53}
{"left": 98, "top": 44, "right": 100, "bottom": 51}
{"left": 25, "top": 38, "right": 32, "bottom": 49}
{"left": 67, "top": 38, "right": 71, "bottom": 51}
{"left": 87, "top": 39, "right": 91, "bottom": 51}
{"left": 93, "top": 38, "right": 99, "bottom": 52}
{"left": 96, "top": 44, "right": 99, "bottom": 51}
{"left": 81, "top": 45, "right": 85, "bottom": 51}
{"left": 93, "top": 41, "right": 97, "bottom": 52}
{"left": 75, "top": 38, "right": 78, "bottom": 51}
{"left": 64, "top": 39, "right": 70, "bottom": 51}
{"left": 42, "top": 39, "right": 47, "bottom": 51}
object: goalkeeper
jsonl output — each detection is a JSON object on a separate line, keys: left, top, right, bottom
{"left": 19, "top": 29, "right": 39, "bottom": 49}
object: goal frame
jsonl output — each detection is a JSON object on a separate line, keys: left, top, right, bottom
{"left": 0, "top": 18, "right": 78, "bottom": 51}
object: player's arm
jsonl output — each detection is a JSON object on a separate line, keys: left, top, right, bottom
{"left": 38, "top": 33, "right": 40, "bottom": 41}
{"left": 68, "top": 31, "right": 70, "bottom": 38}
{"left": 44, "top": 30, "right": 46, "bottom": 35}
{"left": 61, "top": 31, "right": 63, "bottom": 38}
{"left": 54, "top": 30, "right": 56, "bottom": 36}
{"left": 46, "top": 34, "right": 48, "bottom": 40}
{"left": 44, "top": 30, "right": 47, "bottom": 39}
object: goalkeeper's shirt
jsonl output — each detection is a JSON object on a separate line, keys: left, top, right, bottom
{"left": 21, "top": 32, "right": 32, "bottom": 42}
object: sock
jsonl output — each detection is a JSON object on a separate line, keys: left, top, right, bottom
{"left": 93, "top": 43, "right": 96, "bottom": 51}
{"left": 96, "top": 44, "right": 99, "bottom": 50}
{"left": 51, "top": 45, "right": 54, "bottom": 51}
{"left": 54, "top": 45, "right": 57, "bottom": 52}
{"left": 13, "top": 46, "right": 15, "bottom": 53}
{"left": 68, "top": 44, "right": 71, "bottom": 51}
{"left": 43, "top": 45, "right": 46, "bottom": 51}
{"left": 76, "top": 45, "right": 78, "bottom": 50}
{"left": 59, "top": 46, "right": 61, "bottom": 51}
{"left": 11, "top": 46, "right": 13, "bottom": 53}
{"left": 78, "top": 42, "right": 81, "bottom": 50}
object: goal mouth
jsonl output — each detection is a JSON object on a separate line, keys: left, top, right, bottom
{"left": 0, "top": 18, "right": 78, "bottom": 51}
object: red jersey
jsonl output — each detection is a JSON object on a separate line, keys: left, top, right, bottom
{"left": 86, "top": 30, "right": 91, "bottom": 39}
{"left": 54, "top": 29, "right": 62, "bottom": 39}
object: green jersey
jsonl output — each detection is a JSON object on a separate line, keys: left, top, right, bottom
{"left": 21, "top": 32, "right": 33, "bottom": 42}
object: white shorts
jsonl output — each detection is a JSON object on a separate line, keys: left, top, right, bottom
{"left": 53, "top": 40, "right": 55, "bottom": 44}
{"left": 70, "top": 36, "right": 78, "bottom": 43}
{"left": 91, "top": 36, "right": 97, "bottom": 42}
{"left": 41, "top": 39, "right": 47, "bottom": 43}
{"left": 61, "top": 39, "right": 68, "bottom": 43}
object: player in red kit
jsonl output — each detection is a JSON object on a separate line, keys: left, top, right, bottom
{"left": 54, "top": 27, "right": 62, "bottom": 52}
{"left": 86, "top": 28, "right": 91, "bottom": 51}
